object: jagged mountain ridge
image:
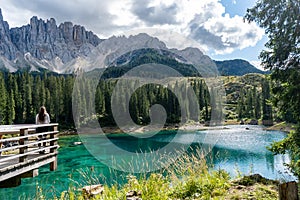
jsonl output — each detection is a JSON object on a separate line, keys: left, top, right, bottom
{"left": 0, "top": 9, "right": 265, "bottom": 76}
{"left": 0, "top": 8, "right": 102, "bottom": 73}
{"left": 10, "top": 17, "right": 101, "bottom": 61}
{"left": 0, "top": 9, "right": 215, "bottom": 75}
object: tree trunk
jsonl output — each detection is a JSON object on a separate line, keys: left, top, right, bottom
{"left": 279, "top": 181, "right": 299, "bottom": 200}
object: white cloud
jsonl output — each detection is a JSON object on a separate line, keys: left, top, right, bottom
{"left": 192, "top": 14, "right": 264, "bottom": 54}
{"left": 0, "top": 0, "right": 264, "bottom": 55}
{"left": 250, "top": 60, "right": 267, "bottom": 71}
{"left": 123, "top": 28, "right": 206, "bottom": 53}
{"left": 0, "top": 2, "right": 33, "bottom": 28}
{"left": 108, "top": 0, "right": 137, "bottom": 26}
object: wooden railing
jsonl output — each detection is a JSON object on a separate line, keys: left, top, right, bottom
{"left": 0, "top": 124, "right": 59, "bottom": 186}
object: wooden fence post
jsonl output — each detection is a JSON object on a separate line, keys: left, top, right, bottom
{"left": 50, "top": 125, "right": 58, "bottom": 171}
{"left": 279, "top": 181, "right": 299, "bottom": 200}
{"left": 19, "top": 128, "right": 28, "bottom": 163}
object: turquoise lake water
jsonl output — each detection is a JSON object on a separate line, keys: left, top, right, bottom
{"left": 0, "top": 125, "right": 296, "bottom": 199}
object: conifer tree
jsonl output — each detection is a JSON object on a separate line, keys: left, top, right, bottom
{"left": 0, "top": 73, "right": 7, "bottom": 124}
{"left": 246, "top": 0, "right": 300, "bottom": 176}
{"left": 262, "top": 79, "right": 273, "bottom": 121}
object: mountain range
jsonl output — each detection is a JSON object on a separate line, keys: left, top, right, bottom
{"left": 0, "top": 8, "right": 265, "bottom": 76}
{"left": 214, "top": 59, "right": 268, "bottom": 76}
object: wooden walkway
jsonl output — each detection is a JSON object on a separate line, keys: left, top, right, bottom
{"left": 0, "top": 124, "right": 59, "bottom": 187}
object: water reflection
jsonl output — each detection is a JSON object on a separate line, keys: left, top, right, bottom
{"left": 103, "top": 125, "right": 295, "bottom": 181}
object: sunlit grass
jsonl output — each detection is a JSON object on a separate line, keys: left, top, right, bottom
{"left": 22, "top": 147, "right": 279, "bottom": 200}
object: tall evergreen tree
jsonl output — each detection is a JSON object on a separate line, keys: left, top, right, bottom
{"left": 253, "top": 87, "right": 261, "bottom": 119}
{"left": 237, "top": 88, "right": 245, "bottom": 119}
{"left": 198, "top": 80, "right": 205, "bottom": 111}
{"left": 63, "top": 76, "right": 74, "bottom": 125}
{"left": 262, "top": 79, "right": 273, "bottom": 121}
{"left": 0, "top": 73, "right": 7, "bottom": 124}
{"left": 246, "top": 0, "right": 300, "bottom": 176}
{"left": 6, "top": 74, "right": 16, "bottom": 124}
{"left": 24, "top": 73, "right": 34, "bottom": 123}
{"left": 246, "top": 88, "right": 254, "bottom": 118}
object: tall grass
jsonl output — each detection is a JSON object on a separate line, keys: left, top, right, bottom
{"left": 23, "top": 146, "right": 278, "bottom": 199}
{"left": 47, "top": 147, "right": 230, "bottom": 199}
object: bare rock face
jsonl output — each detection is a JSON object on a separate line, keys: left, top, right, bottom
{"left": 0, "top": 8, "right": 214, "bottom": 74}
{"left": 0, "top": 9, "right": 18, "bottom": 60}
{"left": 0, "top": 8, "right": 102, "bottom": 64}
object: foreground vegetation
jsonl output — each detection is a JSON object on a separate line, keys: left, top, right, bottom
{"left": 28, "top": 149, "right": 278, "bottom": 200}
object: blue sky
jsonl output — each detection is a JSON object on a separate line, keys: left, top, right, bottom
{"left": 214, "top": 0, "right": 267, "bottom": 63}
{"left": 221, "top": 0, "right": 254, "bottom": 17}
{"left": 0, "top": 0, "right": 267, "bottom": 69}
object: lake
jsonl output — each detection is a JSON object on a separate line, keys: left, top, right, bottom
{"left": 0, "top": 125, "right": 296, "bottom": 199}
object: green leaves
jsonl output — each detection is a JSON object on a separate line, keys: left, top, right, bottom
{"left": 246, "top": 0, "right": 300, "bottom": 177}
{"left": 245, "top": 0, "right": 300, "bottom": 70}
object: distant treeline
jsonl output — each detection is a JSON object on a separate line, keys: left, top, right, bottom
{"left": 0, "top": 72, "right": 74, "bottom": 128}
{"left": 0, "top": 72, "right": 214, "bottom": 128}
{"left": 0, "top": 71, "right": 282, "bottom": 129}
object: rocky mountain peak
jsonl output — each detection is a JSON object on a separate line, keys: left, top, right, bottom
{"left": 0, "top": 8, "right": 9, "bottom": 35}
{"left": 0, "top": 12, "right": 102, "bottom": 64}
{"left": 0, "top": 8, "right": 18, "bottom": 61}
{"left": 0, "top": 8, "right": 3, "bottom": 21}
{"left": 0, "top": 9, "right": 263, "bottom": 76}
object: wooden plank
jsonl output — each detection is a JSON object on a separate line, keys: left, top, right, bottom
{"left": 0, "top": 131, "right": 59, "bottom": 143}
{"left": 50, "top": 126, "right": 58, "bottom": 154}
{"left": 0, "top": 153, "right": 58, "bottom": 173}
{"left": 20, "top": 169, "right": 39, "bottom": 178}
{"left": 0, "top": 156, "right": 56, "bottom": 182}
{"left": 50, "top": 126, "right": 58, "bottom": 171}
{"left": 0, "top": 123, "right": 59, "bottom": 129}
{"left": 19, "top": 129, "right": 28, "bottom": 162}
{"left": 0, "top": 124, "right": 58, "bottom": 131}
{"left": 0, "top": 129, "right": 35, "bottom": 136}
{"left": 0, "top": 124, "right": 59, "bottom": 135}
{"left": 0, "top": 124, "right": 60, "bottom": 184}
{"left": 0, "top": 138, "right": 58, "bottom": 153}
{"left": 0, "top": 145, "right": 59, "bottom": 163}
{"left": 0, "top": 153, "right": 57, "bottom": 173}
{"left": 50, "top": 158, "right": 57, "bottom": 171}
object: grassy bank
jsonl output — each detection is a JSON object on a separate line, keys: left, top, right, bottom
{"left": 28, "top": 149, "right": 279, "bottom": 200}
{"left": 264, "top": 122, "right": 296, "bottom": 133}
